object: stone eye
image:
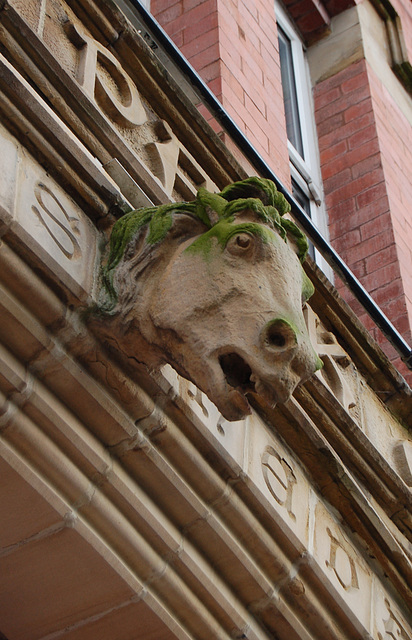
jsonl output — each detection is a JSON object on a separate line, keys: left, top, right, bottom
{"left": 226, "top": 233, "right": 254, "bottom": 256}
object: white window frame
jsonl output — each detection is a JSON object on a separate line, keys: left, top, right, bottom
{"left": 275, "top": 1, "right": 331, "bottom": 277}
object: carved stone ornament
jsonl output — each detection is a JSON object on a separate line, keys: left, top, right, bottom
{"left": 91, "top": 177, "right": 322, "bottom": 421}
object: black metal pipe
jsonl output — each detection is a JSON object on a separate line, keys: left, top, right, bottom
{"left": 125, "top": 0, "right": 412, "bottom": 370}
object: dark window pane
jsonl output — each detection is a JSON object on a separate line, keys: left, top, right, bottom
{"left": 278, "top": 26, "right": 304, "bottom": 158}
{"left": 292, "top": 179, "right": 314, "bottom": 259}
{"left": 292, "top": 179, "right": 311, "bottom": 216}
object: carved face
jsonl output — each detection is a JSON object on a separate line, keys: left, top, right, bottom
{"left": 96, "top": 177, "right": 322, "bottom": 421}
{"left": 145, "top": 210, "right": 322, "bottom": 421}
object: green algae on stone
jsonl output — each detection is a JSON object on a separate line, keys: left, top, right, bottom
{"left": 218, "top": 176, "right": 290, "bottom": 215}
{"left": 196, "top": 187, "right": 227, "bottom": 221}
{"left": 101, "top": 201, "right": 199, "bottom": 309}
{"left": 302, "top": 272, "right": 315, "bottom": 305}
{"left": 280, "top": 218, "right": 309, "bottom": 262}
{"left": 99, "top": 177, "right": 311, "bottom": 311}
{"left": 184, "top": 220, "right": 282, "bottom": 260}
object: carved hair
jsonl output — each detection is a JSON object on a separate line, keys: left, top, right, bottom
{"left": 98, "top": 177, "right": 309, "bottom": 314}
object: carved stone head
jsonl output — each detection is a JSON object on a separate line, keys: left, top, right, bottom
{"left": 94, "top": 177, "right": 322, "bottom": 421}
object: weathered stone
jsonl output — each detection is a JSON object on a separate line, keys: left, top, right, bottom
{"left": 91, "top": 177, "right": 322, "bottom": 421}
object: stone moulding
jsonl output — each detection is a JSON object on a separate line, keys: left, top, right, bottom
{"left": 1, "top": 239, "right": 411, "bottom": 638}
{"left": 91, "top": 177, "right": 323, "bottom": 422}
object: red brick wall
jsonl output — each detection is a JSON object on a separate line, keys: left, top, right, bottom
{"left": 368, "top": 68, "right": 412, "bottom": 331}
{"left": 151, "top": 0, "right": 291, "bottom": 185}
{"left": 314, "top": 58, "right": 412, "bottom": 382}
{"left": 151, "top": 0, "right": 221, "bottom": 93}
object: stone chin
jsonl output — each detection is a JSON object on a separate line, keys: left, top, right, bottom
{"left": 176, "top": 348, "right": 308, "bottom": 422}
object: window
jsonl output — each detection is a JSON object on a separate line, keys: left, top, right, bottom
{"left": 278, "top": 25, "right": 304, "bottom": 158}
{"left": 276, "top": 2, "right": 331, "bottom": 274}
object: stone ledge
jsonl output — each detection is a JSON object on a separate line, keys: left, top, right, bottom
{"left": 305, "top": 257, "right": 412, "bottom": 429}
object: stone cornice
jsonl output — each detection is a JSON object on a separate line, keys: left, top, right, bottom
{"left": 0, "top": 0, "right": 245, "bottom": 203}
{"left": 306, "top": 259, "right": 412, "bottom": 428}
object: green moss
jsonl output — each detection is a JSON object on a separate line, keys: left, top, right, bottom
{"left": 264, "top": 316, "right": 323, "bottom": 372}
{"left": 280, "top": 218, "right": 309, "bottom": 262}
{"left": 105, "top": 201, "right": 200, "bottom": 271}
{"left": 299, "top": 275, "right": 322, "bottom": 370}
{"left": 147, "top": 209, "right": 173, "bottom": 244}
{"left": 105, "top": 177, "right": 306, "bottom": 274}
{"left": 315, "top": 355, "right": 324, "bottom": 371}
{"left": 99, "top": 177, "right": 312, "bottom": 312}
{"left": 100, "top": 207, "right": 152, "bottom": 310}
{"left": 218, "top": 177, "right": 291, "bottom": 216}
{"left": 224, "top": 197, "right": 282, "bottom": 229}
{"left": 266, "top": 317, "right": 300, "bottom": 340}
{"left": 185, "top": 220, "right": 279, "bottom": 259}
{"left": 101, "top": 201, "right": 199, "bottom": 310}
{"left": 196, "top": 187, "right": 227, "bottom": 220}
{"left": 302, "top": 272, "right": 315, "bottom": 305}
{"left": 217, "top": 178, "right": 307, "bottom": 261}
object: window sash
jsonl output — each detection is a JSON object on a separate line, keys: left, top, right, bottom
{"left": 278, "top": 26, "right": 304, "bottom": 158}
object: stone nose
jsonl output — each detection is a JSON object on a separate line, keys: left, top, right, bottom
{"left": 261, "top": 318, "right": 298, "bottom": 354}
{"left": 261, "top": 317, "right": 323, "bottom": 381}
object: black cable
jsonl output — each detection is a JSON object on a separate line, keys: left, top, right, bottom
{"left": 124, "top": 0, "right": 412, "bottom": 370}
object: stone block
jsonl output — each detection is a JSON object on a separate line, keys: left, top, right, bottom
{"left": 393, "top": 440, "right": 412, "bottom": 487}
{"left": 0, "top": 455, "right": 62, "bottom": 548}
{"left": 372, "top": 580, "right": 412, "bottom": 640}
{"left": 51, "top": 599, "right": 177, "bottom": 640}
{"left": 246, "top": 412, "right": 311, "bottom": 548}
{"left": 10, "top": 146, "right": 98, "bottom": 303}
{"left": 312, "top": 501, "right": 373, "bottom": 631}
{"left": 0, "top": 527, "right": 134, "bottom": 638}
{"left": 177, "top": 374, "right": 249, "bottom": 470}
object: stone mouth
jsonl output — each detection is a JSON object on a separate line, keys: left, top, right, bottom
{"left": 214, "top": 350, "right": 297, "bottom": 420}
{"left": 218, "top": 350, "right": 295, "bottom": 415}
{"left": 219, "top": 352, "right": 256, "bottom": 395}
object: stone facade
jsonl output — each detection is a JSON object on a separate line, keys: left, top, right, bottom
{"left": 0, "top": 1, "right": 411, "bottom": 639}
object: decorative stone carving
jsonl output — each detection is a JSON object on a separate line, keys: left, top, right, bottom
{"left": 65, "top": 21, "right": 148, "bottom": 128}
{"left": 32, "top": 182, "right": 82, "bottom": 260}
{"left": 393, "top": 440, "right": 412, "bottom": 486}
{"left": 325, "top": 527, "right": 360, "bottom": 591}
{"left": 304, "top": 305, "right": 357, "bottom": 411}
{"left": 375, "top": 590, "right": 412, "bottom": 640}
{"left": 261, "top": 445, "right": 297, "bottom": 521}
{"left": 91, "top": 177, "right": 322, "bottom": 421}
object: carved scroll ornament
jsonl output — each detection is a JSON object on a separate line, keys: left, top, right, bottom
{"left": 92, "top": 177, "right": 322, "bottom": 421}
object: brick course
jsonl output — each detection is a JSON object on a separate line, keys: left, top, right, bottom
{"left": 315, "top": 58, "right": 412, "bottom": 383}
{"left": 152, "top": 0, "right": 291, "bottom": 185}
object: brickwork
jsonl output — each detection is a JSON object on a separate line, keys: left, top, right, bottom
{"left": 152, "top": 0, "right": 220, "bottom": 81}
{"left": 152, "top": 0, "right": 291, "bottom": 185}
{"left": 280, "top": 0, "right": 355, "bottom": 42}
{"left": 314, "top": 58, "right": 412, "bottom": 382}
{"left": 368, "top": 68, "right": 412, "bottom": 327}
